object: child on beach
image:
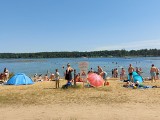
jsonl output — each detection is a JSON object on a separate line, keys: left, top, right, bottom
{"left": 55, "top": 69, "right": 60, "bottom": 88}
{"left": 103, "top": 71, "right": 108, "bottom": 86}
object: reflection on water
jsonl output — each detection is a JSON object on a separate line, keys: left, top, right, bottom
{"left": 0, "top": 57, "right": 160, "bottom": 78}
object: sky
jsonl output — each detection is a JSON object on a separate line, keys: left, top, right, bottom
{"left": 0, "top": 0, "right": 160, "bottom": 53}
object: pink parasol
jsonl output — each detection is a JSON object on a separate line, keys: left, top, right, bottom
{"left": 87, "top": 73, "right": 104, "bottom": 87}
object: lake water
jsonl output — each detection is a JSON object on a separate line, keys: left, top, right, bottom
{"left": 0, "top": 57, "right": 160, "bottom": 78}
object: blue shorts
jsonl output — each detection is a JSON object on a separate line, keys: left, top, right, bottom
{"left": 150, "top": 72, "right": 156, "bottom": 77}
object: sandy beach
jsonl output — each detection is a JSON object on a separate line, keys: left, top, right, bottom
{"left": 0, "top": 78, "right": 160, "bottom": 120}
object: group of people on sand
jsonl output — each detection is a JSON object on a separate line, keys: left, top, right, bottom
{"left": 111, "top": 63, "right": 159, "bottom": 83}
{"left": 75, "top": 65, "right": 108, "bottom": 86}
{"left": 130, "top": 63, "right": 159, "bottom": 82}
{"left": 120, "top": 63, "right": 159, "bottom": 89}
{"left": 112, "top": 68, "right": 119, "bottom": 78}
{"left": 122, "top": 63, "right": 159, "bottom": 89}
{"left": 61, "top": 64, "right": 109, "bottom": 88}
{"left": 34, "top": 69, "right": 60, "bottom": 88}
{"left": 33, "top": 63, "right": 75, "bottom": 89}
{"left": 112, "top": 66, "right": 142, "bottom": 80}
{"left": 32, "top": 62, "right": 159, "bottom": 89}
{"left": 0, "top": 67, "right": 9, "bottom": 82}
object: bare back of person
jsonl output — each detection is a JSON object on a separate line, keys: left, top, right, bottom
{"left": 150, "top": 64, "right": 157, "bottom": 82}
{"left": 128, "top": 66, "right": 134, "bottom": 74}
{"left": 150, "top": 66, "right": 157, "bottom": 73}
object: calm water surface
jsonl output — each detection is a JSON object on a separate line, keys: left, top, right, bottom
{"left": 0, "top": 57, "right": 160, "bottom": 78}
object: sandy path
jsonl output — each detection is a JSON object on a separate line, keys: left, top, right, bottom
{"left": 0, "top": 103, "right": 160, "bottom": 120}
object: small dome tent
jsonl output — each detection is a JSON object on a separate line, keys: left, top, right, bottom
{"left": 6, "top": 73, "right": 34, "bottom": 85}
{"left": 128, "top": 71, "right": 143, "bottom": 83}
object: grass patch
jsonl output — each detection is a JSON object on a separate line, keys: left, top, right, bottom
{"left": 1, "top": 79, "right": 160, "bottom": 106}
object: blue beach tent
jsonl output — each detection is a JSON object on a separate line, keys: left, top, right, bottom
{"left": 128, "top": 71, "right": 143, "bottom": 83}
{"left": 6, "top": 73, "right": 34, "bottom": 85}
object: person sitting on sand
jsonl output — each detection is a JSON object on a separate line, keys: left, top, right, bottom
{"left": 37, "top": 74, "right": 43, "bottom": 82}
{"left": 75, "top": 73, "right": 83, "bottom": 82}
{"left": 44, "top": 74, "right": 49, "bottom": 81}
{"left": 123, "top": 81, "right": 131, "bottom": 88}
{"left": 49, "top": 73, "right": 54, "bottom": 81}
{"left": 90, "top": 68, "right": 94, "bottom": 73}
{"left": 150, "top": 64, "right": 157, "bottom": 82}
{"left": 33, "top": 73, "right": 38, "bottom": 82}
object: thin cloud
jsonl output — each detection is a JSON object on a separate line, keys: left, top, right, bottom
{"left": 96, "top": 39, "right": 160, "bottom": 51}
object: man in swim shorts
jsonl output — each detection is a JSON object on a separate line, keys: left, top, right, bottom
{"left": 128, "top": 64, "right": 134, "bottom": 82}
{"left": 150, "top": 64, "right": 157, "bottom": 82}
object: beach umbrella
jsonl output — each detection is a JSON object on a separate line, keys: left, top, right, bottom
{"left": 87, "top": 73, "right": 104, "bottom": 87}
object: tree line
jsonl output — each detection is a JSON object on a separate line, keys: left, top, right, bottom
{"left": 0, "top": 49, "right": 160, "bottom": 58}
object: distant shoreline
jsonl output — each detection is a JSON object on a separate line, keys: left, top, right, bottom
{"left": 0, "top": 49, "right": 160, "bottom": 58}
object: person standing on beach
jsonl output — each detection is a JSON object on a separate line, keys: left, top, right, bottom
{"left": 120, "top": 68, "right": 126, "bottom": 80}
{"left": 114, "top": 68, "right": 118, "bottom": 78}
{"left": 65, "top": 63, "right": 73, "bottom": 82}
{"left": 135, "top": 67, "right": 142, "bottom": 75}
{"left": 128, "top": 64, "right": 134, "bottom": 82}
{"left": 55, "top": 69, "right": 60, "bottom": 88}
{"left": 112, "top": 69, "right": 114, "bottom": 78}
{"left": 139, "top": 68, "right": 143, "bottom": 76}
{"left": 62, "top": 65, "right": 66, "bottom": 79}
{"left": 156, "top": 68, "right": 159, "bottom": 80}
{"left": 3, "top": 67, "right": 9, "bottom": 82}
{"left": 103, "top": 71, "right": 108, "bottom": 86}
{"left": 150, "top": 64, "right": 157, "bottom": 82}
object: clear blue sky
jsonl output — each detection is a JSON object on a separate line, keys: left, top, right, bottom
{"left": 0, "top": 0, "right": 160, "bottom": 53}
